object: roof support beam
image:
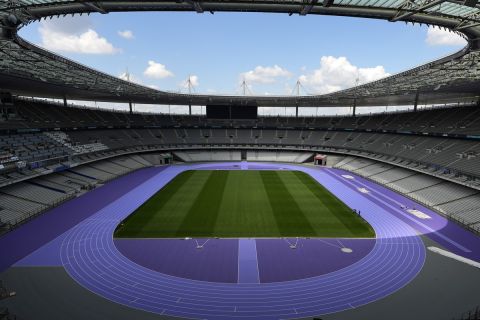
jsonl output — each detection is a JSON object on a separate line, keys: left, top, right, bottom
{"left": 185, "top": 0, "right": 204, "bottom": 13}
{"left": 456, "top": 22, "right": 480, "bottom": 30}
{"left": 390, "top": 0, "right": 447, "bottom": 22}
{"left": 80, "top": 2, "right": 107, "bottom": 14}
{"left": 413, "top": 91, "right": 419, "bottom": 111}
{"left": 323, "top": 0, "right": 335, "bottom": 7}
{"left": 300, "top": 0, "right": 319, "bottom": 15}
{"left": 463, "top": 0, "right": 478, "bottom": 7}
{"left": 454, "top": 11, "right": 480, "bottom": 30}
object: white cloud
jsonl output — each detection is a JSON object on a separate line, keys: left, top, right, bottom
{"left": 143, "top": 60, "right": 174, "bottom": 79}
{"left": 38, "top": 18, "right": 119, "bottom": 54}
{"left": 240, "top": 65, "right": 292, "bottom": 84}
{"left": 118, "top": 72, "right": 142, "bottom": 84}
{"left": 41, "top": 15, "right": 91, "bottom": 34}
{"left": 118, "top": 30, "right": 134, "bottom": 40}
{"left": 426, "top": 27, "right": 467, "bottom": 46}
{"left": 180, "top": 75, "right": 199, "bottom": 89}
{"left": 299, "top": 56, "right": 390, "bottom": 94}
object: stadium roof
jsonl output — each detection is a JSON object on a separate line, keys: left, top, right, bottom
{"left": 0, "top": 0, "right": 479, "bottom": 107}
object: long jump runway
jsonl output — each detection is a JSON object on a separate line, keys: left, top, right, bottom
{"left": 41, "top": 162, "right": 429, "bottom": 320}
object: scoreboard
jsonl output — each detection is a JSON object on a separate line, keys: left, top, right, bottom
{"left": 206, "top": 104, "right": 257, "bottom": 119}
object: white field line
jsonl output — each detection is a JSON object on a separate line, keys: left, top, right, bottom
{"left": 428, "top": 246, "right": 480, "bottom": 269}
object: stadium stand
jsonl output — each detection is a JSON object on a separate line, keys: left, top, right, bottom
{"left": 44, "top": 131, "right": 109, "bottom": 155}
{"left": 246, "top": 151, "right": 313, "bottom": 163}
{"left": 0, "top": 280, "right": 17, "bottom": 320}
{"left": 452, "top": 305, "right": 480, "bottom": 320}
{"left": 174, "top": 150, "right": 242, "bottom": 162}
{"left": 1, "top": 98, "right": 480, "bottom": 234}
{"left": 334, "top": 156, "right": 480, "bottom": 233}
{"left": 0, "top": 153, "right": 167, "bottom": 231}
{"left": 3, "top": 98, "right": 480, "bottom": 135}
{"left": 388, "top": 174, "right": 442, "bottom": 193}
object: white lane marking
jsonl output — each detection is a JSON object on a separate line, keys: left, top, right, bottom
{"left": 357, "top": 187, "right": 369, "bottom": 194}
{"left": 428, "top": 246, "right": 480, "bottom": 269}
{"left": 253, "top": 239, "right": 260, "bottom": 283}
{"left": 334, "top": 172, "right": 471, "bottom": 252}
{"left": 237, "top": 239, "right": 260, "bottom": 284}
{"left": 407, "top": 209, "right": 431, "bottom": 220}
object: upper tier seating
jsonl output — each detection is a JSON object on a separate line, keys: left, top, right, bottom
{"left": 62, "top": 128, "right": 480, "bottom": 178}
{"left": 1, "top": 99, "right": 479, "bottom": 233}
{"left": 174, "top": 150, "right": 241, "bottom": 162}
{"left": 3, "top": 98, "right": 480, "bottom": 136}
{"left": 1, "top": 127, "right": 479, "bottom": 188}
{"left": 2, "top": 99, "right": 479, "bottom": 178}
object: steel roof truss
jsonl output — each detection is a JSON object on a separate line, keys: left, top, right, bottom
{"left": 391, "top": 0, "right": 449, "bottom": 21}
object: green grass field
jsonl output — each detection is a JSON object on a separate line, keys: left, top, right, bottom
{"left": 114, "top": 170, "right": 375, "bottom": 238}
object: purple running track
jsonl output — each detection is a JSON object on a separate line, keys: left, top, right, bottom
{"left": 0, "top": 166, "right": 165, "bottom": 272}
{"left": 256, "top": 238, "right": 376, "bottom": 283}
{"left": 114, "top": 238, "right": 239, "bottom": 283}
{"left": 114, "top": 237, "right": 375, "bottom": 284}
{"left": 237, "top": 239, "right": 260, "bottom": 284}
{"left": 56, "top": 162, "right": 427, "bottom": 319}
{"left": 323, "top": 168, "right": 480, "bottom": 262}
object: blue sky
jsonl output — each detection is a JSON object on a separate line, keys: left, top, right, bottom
{"left": 18, "top": 11, "right": 467, "bottom": 114}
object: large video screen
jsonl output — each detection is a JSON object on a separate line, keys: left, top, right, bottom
{"left": 206, "top": 105, "right": 257, "bottom": 119}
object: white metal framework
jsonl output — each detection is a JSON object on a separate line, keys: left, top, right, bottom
{"left": 0, "top": 0, "right": 479, "bottom": 107}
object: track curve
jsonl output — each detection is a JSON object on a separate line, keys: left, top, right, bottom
{"left": 59, "top": 163, "right": 425, "bottom": 319}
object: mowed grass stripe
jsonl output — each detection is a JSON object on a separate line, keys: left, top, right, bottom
{"left": 260, "top": 171, "right": 317, "bottom": 237}
{"left": 138, "top": 170, "right": 211, "bottom": 237}
{"left": 276, "top": 171, "right": 347, "bottom": 237}
{"left": 174, "top": 170, "right": 229, "bottom": 237}
{"left": 214, "top": 171, "right": 280, "bottom": 237}
{"left": 293, "top": 171, "right": 374, "bottom": 237}
{"left": 115, "top": 170, "right": 375, "bottom": 238}
{"left": 115, "top": 170, "right": 200, "bottom": 237}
